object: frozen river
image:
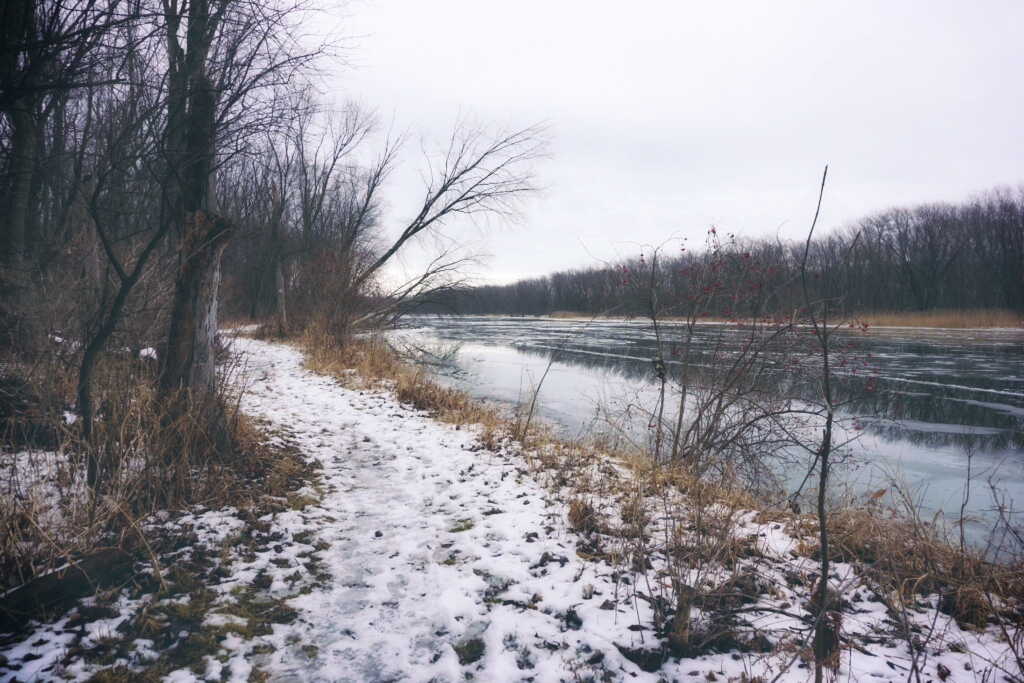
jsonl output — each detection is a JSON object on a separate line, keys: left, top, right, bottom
{"left": 397, "top": 316, "right": 1024, "bottom": 545}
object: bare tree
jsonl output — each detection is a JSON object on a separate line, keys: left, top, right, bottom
{"left": 293, "top": 100, "right": 376, "bottom": 265}
{"left": 0, "top": 0, "right": 136, "bottom": 261}
{"left": 154, "top": 0, "right": 327, "bottom": 453}
{"left": 340, "top": 117, "right": 549, "bottom": 327}
{"left": 794, "top": 167, "right": 866, "bottom": 682}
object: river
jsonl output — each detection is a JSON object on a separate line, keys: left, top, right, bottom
{"left": 395, "top": 315, "right": 1024, "bottom": 545}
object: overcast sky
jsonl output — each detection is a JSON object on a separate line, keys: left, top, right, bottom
{"left": 333, "top": 1, "right": 1024, "bottom": 285}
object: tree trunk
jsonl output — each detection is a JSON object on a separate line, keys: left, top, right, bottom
{"left": 158, "top": 210, "right": 234, "bottom": 456}
{"left": 0, "top": 547, "right": 137, "bottom": 634}
{"left": 1, "top": 105, "right": 40, "bottom": 259}
{"left": 0, "top": 0, "right": 38, "bottom": 260}
{"left": 275, "top": 259, "right": 287, "bottom": 330}
{"left": 270, "top": 180, "right": 286, "bottom": 331}
{"left": 156, "top": 0, "right": 234, "bottom": 456}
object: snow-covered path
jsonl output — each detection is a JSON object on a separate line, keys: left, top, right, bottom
{"left": 4, "top": 336, "right": 1018, "bottom": 682}
{"left": 221, "top": 337, "right": 651, "bottom": 682}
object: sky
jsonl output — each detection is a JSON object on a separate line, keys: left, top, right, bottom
{"left": 330, "top": 1, "right": 1024, "bottom": 285}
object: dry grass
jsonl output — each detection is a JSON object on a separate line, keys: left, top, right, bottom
{"left": 524, "top": 309, "right": 1024, "bottom": 329}
{"left": 0, "top": 341, "right": 316, "bottom": 608}
{"left": 800, "top": 493, "right": 1024, "bottom": 630}
{"left": 858, "top": 308, "right": 1024, "bottom": 329}
{"left": 567, "top": 498, "right": 606, "bottom": 535}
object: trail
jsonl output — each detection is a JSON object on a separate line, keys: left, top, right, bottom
{"left": 216, "top": 337, "right": 644, "bottom": 682}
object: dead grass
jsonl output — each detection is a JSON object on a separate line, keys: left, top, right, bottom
{"left": 800, "top": 494, "right": 1024, "bottom": 630}
{"left": 0, "top": 386, "right": 320, "bottom": 677}
{"left": 0, "top": 338, "right": 318, "bottom": 616}
{"left": 858, "top": 308, "right": 1024, "bottom": 329}
{"left": 567, "top": 498, "right": 606, "bottom": 535}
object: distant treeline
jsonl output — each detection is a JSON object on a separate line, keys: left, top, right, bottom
{"left": 429, "top": 187, "right": 1024, "bottom": 318}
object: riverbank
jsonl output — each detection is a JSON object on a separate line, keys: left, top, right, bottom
{"left": 857, "top": 309, "right": 1024, "bottom": 329}
{"left": 1, "top": 332, "right": 1020, "bottom": 681}
{"left": 546, "top": 309, "right": 1024, "bottom": 328}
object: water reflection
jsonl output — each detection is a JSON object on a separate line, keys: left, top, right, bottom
{"left": 469, "top": 321, "right": 1024, "bottom": 457}
{"left": 398, "top": 316, "right": 1024, "bottom": 511}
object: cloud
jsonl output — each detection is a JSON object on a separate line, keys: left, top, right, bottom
{"left": 340, "top": 0, "right": 1024, "bottom": 284}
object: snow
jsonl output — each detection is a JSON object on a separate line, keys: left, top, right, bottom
{"left": 214, "top": 337, "right": 648, "bottom": 681}
{"left": 1, "top": 335, "right": 1020, "bottom": 682}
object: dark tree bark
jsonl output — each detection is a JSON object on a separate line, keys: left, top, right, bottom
{"left": 155, "top": 0, "right": 235, "bottom": 457}
{"left": 1, "top": 102, "right": 42, "bottom": 258}
{"left": 158, "top": 211, "right": 233, "bottom": 399}
{"left": 157, "top": 211, "right": 234, "bottom": 466}
{"left": 0, "top": 0, "right": 41, "bottom": 259}
{"left": 270, "top": 181, "right": 287, "bottom": 330}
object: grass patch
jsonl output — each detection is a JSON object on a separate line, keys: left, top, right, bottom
{"left": 567, "top": 498, "right": 605, "bottom": 535}
{"left": 858, "top": 308, "right": 1024, "bottom": 329}
{"left": 448, "top": 518, "right": 475, "bottom": 533}
{"left": 0, "top": 351, "right": 324, "bottom": 678}
{"left": 452, "top": 637, "right": 486, "bottom": 665}
{"left": 821, "top": 494, "right": 1024, "bottom": 629}
{"left": 0, "top": 331, "right": 319, "bottom": 605}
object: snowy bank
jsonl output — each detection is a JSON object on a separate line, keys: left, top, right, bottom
{"left": 0, "top": 336, "right": 1019, "bottom": 682}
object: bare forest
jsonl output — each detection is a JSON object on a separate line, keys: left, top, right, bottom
{"left": 0, "top": 0, "right": 544, "bottom": 491}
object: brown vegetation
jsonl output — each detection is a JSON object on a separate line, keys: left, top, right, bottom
{"left": 821, "top": 492, "right": 1024, "bottom": 630}
{"left": 860, "top": 308, "right": 1024, "bottom": 329}
{"left": 0, "top": 335, "right": 318, "bottom": 619}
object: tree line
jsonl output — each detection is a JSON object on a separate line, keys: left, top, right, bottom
{"left": 439, "top": 187, "right": 1024, "bottom": 318}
